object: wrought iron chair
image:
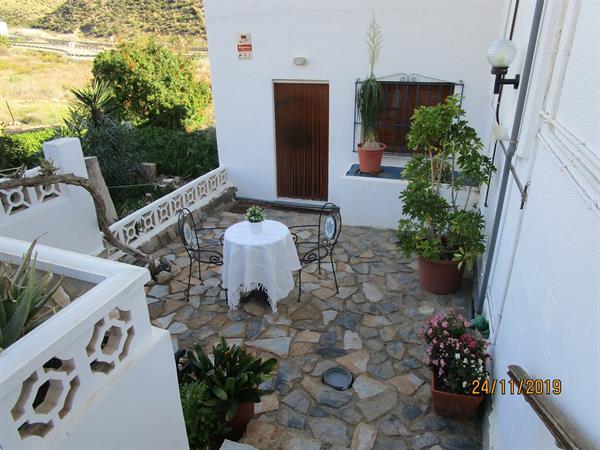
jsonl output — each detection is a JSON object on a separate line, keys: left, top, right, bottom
{"left": 177, "top": 208, "right": 226, "bottom": 301}
{"left": 289, "top": 203, "right": 342, "bottom": 301}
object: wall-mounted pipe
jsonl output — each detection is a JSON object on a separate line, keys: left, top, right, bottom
{"left": 475, "top": 0, "right": 545, "bottom": 315}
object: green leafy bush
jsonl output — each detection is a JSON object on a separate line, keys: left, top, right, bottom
{"left": 77, "top": 118, "right": 141, "bottom": 188}
{"left": 178, "top": 339, "right": 276, "bottom": 449}
{"left": 0, "top": 127, "right": 58, "bottom": 170}
{"left": 397, "top": 95, "right": 495, "bottom": 267}
{"left": 132, "top": 126, "right": 218, "bottom": 178}
{"left": 92, "top": 40, "right": 212, "bottom": 129}
{"left": 111, "top": 183, "right": 176, "bottom": 219}
{"left": 0, "top": 240, "right": 63, "bottom": 352}
{"left": 180, "top": 381, "right": 230, "bottom": 450}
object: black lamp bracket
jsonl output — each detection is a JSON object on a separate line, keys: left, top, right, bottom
{"left": 492, "top": 67, "right": 520, "bottom": 94}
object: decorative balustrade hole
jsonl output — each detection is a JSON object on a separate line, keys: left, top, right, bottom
{"left": 100, "top": 326, "right": 123, "bottom": 355}
{"left": 42, "top": 357, "right": 75, "bottom": 374}
{"left": 11, "top": 356, "right": 79, "bottom": 439}
{"left": 87, "top": 308, "right": 134, "bottom": 374}
{"left": 86, "top": 318, "right": 105, "bottom": 356}
{"left": 18, "top": 420, "right": 53, "bottom": 438}
{"left": 1, "top": 188, "right": 33, "bottom": 215}
{"left": 35, "top": 183, "right": 61, "bottom": 202}
{"left": 119, "top": 327, "right": 135, "bottom": 361}
{"left": 32, "top": 379, "right": 62, "bottom": 414}
{"left": 11, "top": 373, "right": 38, "bottom": 421}
{"left": 90, "top": 360, "right": 115, "bottom": 374}
{"left": 58, "top": 377, "right": 80, "bottom": 419}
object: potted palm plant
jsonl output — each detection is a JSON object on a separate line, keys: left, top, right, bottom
{"left": 178, "top": 338, "right": 276, "bottom": 445}
{"left": 396, "top": 95, "right": 495, "bottom": 294}
{"left": 422, "top": 310, "right": 490, "bottom": 418}
{"left": 357, "top": 16, "right": 385, "bottom": 174}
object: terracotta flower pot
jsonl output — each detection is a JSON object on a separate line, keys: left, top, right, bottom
{"left": 357, "top": 143, "right": 386, "bottom": 174}
{"left": 431, "top": 375, "right": 484, "bottom": 419}
{"left": 224, "top": 402, "right": 254, "bottom": 441}
{"left": 418, "top": 257, "right": 464, "bottom": 294}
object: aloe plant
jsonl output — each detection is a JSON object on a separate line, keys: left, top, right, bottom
{"left": 181, "top": 338, "right": 277, "bottom": 421}
{"left": 0, "top": 241, "right": 63, "bottom": 352}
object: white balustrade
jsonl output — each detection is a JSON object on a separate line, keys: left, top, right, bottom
{"left": 0, "top": 166, "right": 63, "bottom": 217}
{"left": 109, "top": 166, "right": 230, "bottom": 256}
{"left": 0, "top": 237, "right": 188, "bottom": 450}
{"left": 0, "top": 138, "right": 105, "bottom": 256}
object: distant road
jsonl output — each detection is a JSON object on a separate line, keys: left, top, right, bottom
{"left": 7, "top": 35, "right": 208, "bottom": 60}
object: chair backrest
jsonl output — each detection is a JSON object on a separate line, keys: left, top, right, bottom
{"left": 177, "top": 208, "right": 199, "bottom": 252}
{"left": 318, "top": 202, "right": 342, "bottom": 249}
{"left": 177, "top": 208, "right": 224, "bottom": 266}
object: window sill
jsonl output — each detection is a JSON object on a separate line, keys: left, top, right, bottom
{"left": 345, "top": 164, "right": 407, "bottom": 180}
{"left": 344, "top": 164, "right": 480, "bottom": 190}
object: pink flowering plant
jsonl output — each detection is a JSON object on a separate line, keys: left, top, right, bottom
{"left": 422, "top": 310, "right": 490, "bottom": 395}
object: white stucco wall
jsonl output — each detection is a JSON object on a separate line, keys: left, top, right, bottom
{"left": 480, "top": 1, "right": 600, "bottom": 448}
{"left": 205, "top": 0, "right": 503, "bottom": 228}
{"left": 0, "top": 138, "right": 105, "bottom": 255}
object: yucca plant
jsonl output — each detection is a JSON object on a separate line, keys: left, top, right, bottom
{"left": 69, "top": 79, "right": 118, "bottom": 127}
{"left": 357, "top": 15, "right": 384, "bottom": 147}
{"left": 0, "top": 240, "right": 63, "bottom": 352}
{"left": 180, "top": 338, "right": 277, "bottom": 421}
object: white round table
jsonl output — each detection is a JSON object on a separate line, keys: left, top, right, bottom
{"left": 222, "top": 220, "right": 301, "bottom": 312}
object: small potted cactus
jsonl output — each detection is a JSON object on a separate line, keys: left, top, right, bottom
{"left": 245, "top": 206, "right": 265, "bottom": 233}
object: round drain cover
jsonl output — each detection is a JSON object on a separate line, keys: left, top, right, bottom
{"left": 322, "top": 367, "right": 353, "bottom": 391}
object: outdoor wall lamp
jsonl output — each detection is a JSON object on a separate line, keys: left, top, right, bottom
{"left": 487, "top": 39, "right": 520, "bottom": 94}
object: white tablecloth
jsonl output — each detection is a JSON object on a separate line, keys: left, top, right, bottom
{"left": 223, "top": 220, "right": 301, "bottom": 312}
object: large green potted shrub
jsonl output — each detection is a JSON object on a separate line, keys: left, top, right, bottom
{"left": 356, "top": 16, "right": 386, "bottom": 174}
{"left": 397, "top": 95, "right": 495, "bottom": 294}
{"left": 179, "top": 338, "right": 276, "bottom": 446}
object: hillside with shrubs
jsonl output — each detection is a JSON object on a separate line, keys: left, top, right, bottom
{"left": 0, "top": 0, "right": 206, "bottom": 41}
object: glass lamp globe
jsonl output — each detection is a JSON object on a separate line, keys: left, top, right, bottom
{"left": 487, "top": 39, "right": 517, "bottom": 68}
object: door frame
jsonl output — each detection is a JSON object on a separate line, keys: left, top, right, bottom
{"left": 272, "top": 80, "right": 330, "bottom": 203}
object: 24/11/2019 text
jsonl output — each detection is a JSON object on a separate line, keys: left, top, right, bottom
{"left": 472, "top": 378, "right": 562, "bottom": 395}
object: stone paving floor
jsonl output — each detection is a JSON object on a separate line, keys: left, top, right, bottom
{"left": 145, "top": 205, "right": 482, "bottom": 450}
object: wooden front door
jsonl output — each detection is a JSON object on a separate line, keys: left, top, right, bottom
{"left": 274, "top": 82, "right": 329, "bottom": 200}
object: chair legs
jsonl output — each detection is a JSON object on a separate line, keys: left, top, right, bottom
{"left": 185, "top": 256, "right": 193, "bottom": 302}
{"left": 330, "top": 253, "right": 339, "bottom": 293}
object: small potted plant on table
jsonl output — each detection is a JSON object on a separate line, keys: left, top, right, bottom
{"left": 357, "top": 16, "right": 386, "bottom": 174}
{"left": 179, "top": 338, "right": 276, "bottom": 447}
{"left": 423, "top": 310, "right": 490, "bottom": 418}
{"left": 396, "top": 95, "right": 495, "bottom": 294}
{"left": 245, "top": 206, "right": 265, "bottom": 233}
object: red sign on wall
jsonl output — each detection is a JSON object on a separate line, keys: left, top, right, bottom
{"left": 237, "top": 33, "right": 252, "bottom": 59}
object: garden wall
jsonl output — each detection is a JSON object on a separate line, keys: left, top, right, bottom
{"left": 0, "top": 138, "right": 105, "bottom": 255}
{"left": 0, "top": 238, "right": 188, "bottom": 450}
